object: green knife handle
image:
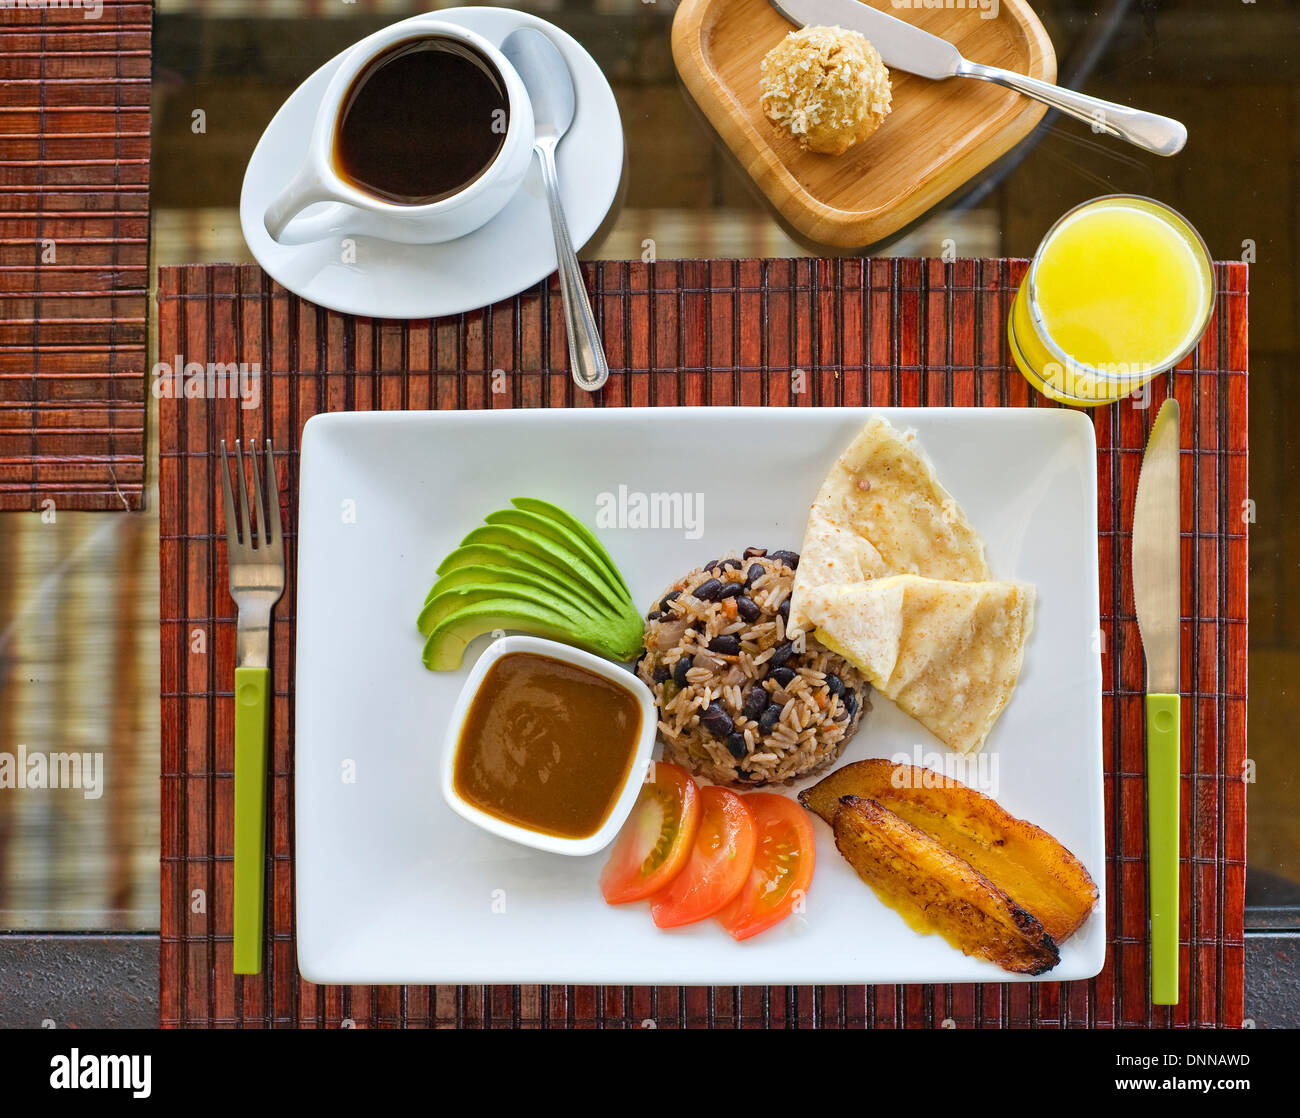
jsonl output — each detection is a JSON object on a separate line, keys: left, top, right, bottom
{"left": 233, "top": 666, "right": 271, "bottom": 975}
{"left": 1146, "top": 692, "right": 1181, "bottom": 1005}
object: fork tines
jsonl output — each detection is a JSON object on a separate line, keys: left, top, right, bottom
{"left": 220, "top": 438, "right": 281, "bottom": 553}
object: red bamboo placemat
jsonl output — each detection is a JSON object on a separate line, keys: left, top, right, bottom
{"left": 0, "top": 0, "right": 150, "bottom": 512}
{"left": 158, "top": 258, "right": 1247, "bottom": 1028}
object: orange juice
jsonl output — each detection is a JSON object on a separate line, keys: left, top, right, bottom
{"left": 1009, "top": 196, "right": 1215, "bottom": 405}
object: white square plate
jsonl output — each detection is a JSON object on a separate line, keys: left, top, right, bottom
{"left": 295, "top": 407, "right": 1105, "bottom": 985}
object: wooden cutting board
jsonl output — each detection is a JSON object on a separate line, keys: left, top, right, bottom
{"left": 672, "top": 0, "right": 1055, "bottom": 248}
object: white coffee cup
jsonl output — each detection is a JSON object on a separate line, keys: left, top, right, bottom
{"left": 263, "top": 18, "right": 535, "bottom": 246}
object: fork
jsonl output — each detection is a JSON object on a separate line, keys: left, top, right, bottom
{"left": 220, "top": 438, "right": 285, "bottom": 975}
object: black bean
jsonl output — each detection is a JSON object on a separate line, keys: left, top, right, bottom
{"left": 769, "top": 641, "right": 795, "bottom": 669}
{"left": 743, "top": 547, "right": 767, "bottom": 559}
{"left": 743, "top": 686, "right": 770, "bottom": 718}
{"left": 758, "top": 705, "right": 782, "bottom": 735}
{"left": 735, "top": 769, "right": 752, "bottom": 782}
{"left": 845, "top": 692, "right": 859, "bottom": 718}
{"left": 736, "top": 596, "right": 761, "bottom": 622}
{"left": 652, "top": 665, "right": 670, "bottom": 683}
{"left": 724, "top": 733, "right": 748, "bottom": 760}
{"left": 778, "top": 599, "right": 791, "bottom": 623}
{"left": 768, "top": 666, "right": 796, "bottom": 688}
{"left": 693, "top": 577, "right": 723, "bottom": 601}
{"left": 647, "top": 610, "right": 663, "bottom": 622}
{"left": 722, "top": 558, "right": 743, "bottom": 571}
{"left": 708, "top": 634, "right": 741, "bottom": 656}
{"left": 718, "top": 582, "right": 742, "bottom": 600}
{"left": 745, "top": 563, "right": 765, "bottom": 587}
{"left": 701, "top": 702, "right": 734, "bottom": 737}
{"left": 770, "top": 549, "right": 800, "bottom": 570}
{"left": 659, "top": 590, "right": 681, "bottom": 612}
{"left": 703, "top": 557, "right": 719, "bottom": 571}
{"left": 825, "top": 673, "right": 845, "bottom": 699}
{"left": 672, "top": 656, "right": 692, "bottom": 688}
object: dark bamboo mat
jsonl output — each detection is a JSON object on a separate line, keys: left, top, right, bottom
{"left": 0, "top": 0, "right": 150, "bottom": 512}
{"left": 158, "top": 258, "right": 1247, "bottom": 1028}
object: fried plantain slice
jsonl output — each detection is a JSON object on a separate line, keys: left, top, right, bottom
{"left": 802, "top": 759, "right": 1097, "bottom": 944}
{"left": 832, "top": 796, "right": 1061, "bottom": 976}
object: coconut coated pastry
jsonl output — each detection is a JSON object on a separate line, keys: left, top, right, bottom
{"left": 759, "top": 25, "right": 893, "bottom": 156}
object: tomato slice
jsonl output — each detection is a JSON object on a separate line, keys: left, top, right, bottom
{"left": 716, "top": 793, "right": 816, "bottom": 941}
{"left": 650, "top": 785, "right": 757, "bottom": 928}
{"left": 600, "top": 762, "right": 701, "bottom": 904}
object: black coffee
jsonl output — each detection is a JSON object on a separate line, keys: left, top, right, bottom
{"left": 333, "top": 36, "right": 509, "bottom": 205}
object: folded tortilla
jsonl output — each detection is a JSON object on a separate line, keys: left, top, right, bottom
{"left": 801, "top": 575, "right": 1036, "bottom": 754}
{"left": 789, "top": 417, "right": 990, "bottom": 630}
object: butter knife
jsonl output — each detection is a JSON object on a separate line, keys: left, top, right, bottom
{"left": 768, "top": 0, "right": 1187, "bottom": 157}
{"left": 1131, "top": 398, "right": 1181, "bottom": 1005}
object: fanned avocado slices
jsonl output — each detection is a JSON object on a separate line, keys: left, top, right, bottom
{"left": 423, "top": 561, "right": 604, "bottom": 627}
{"left": 482, "top": 507, "right": 633, "bottom": 611}
{"left": 422, "top": 595, "right": 642, "bottom": 671}
{"left": 433, "top": 543, "right": 604, "bottom": 613}
{"left": 435, "top": 542, "right": 566, "bottom": 586}
{"left": 418, "top": 498, "right": 646, "bottom": 670}
{"left": 418, "top": 574, "right": 603, "bottom": 636}
{"left": 508, "top": 497, "right": 634, "bottom": 603}
{"left": 421, "top": 582, "right": 594, "bottom": 635}
{"left": 459, "top": 522, "right": 625, "bottom": 614}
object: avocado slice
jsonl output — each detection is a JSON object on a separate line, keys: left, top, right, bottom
{"left": 419, "top": 580, "right": 600, "bottom": 635}
{"left": 509, "top": 497, "right": 634, "bottom": 602}
{"left": 422, "top": 596, "right": 642, "bottom": 670}
{"left": 435, "top": 542, "right": 566, "bottom": 587}
{"left": 423, "top": 561, "right": 604, "bottom": 624}
{"left": 483, "top": 508, "right": 634, "bottom": 610}
{"left": 458, "top": 523, "right": 626, "bottom": 615}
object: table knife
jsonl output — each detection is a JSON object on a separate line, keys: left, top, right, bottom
{"left": 767, "top": 0, "right": 1187, "bottom": 156}
{"left": 1131, "top": 398, "right": 1182, "bottom": 1005}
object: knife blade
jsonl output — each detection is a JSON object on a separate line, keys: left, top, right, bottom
{"left": 770, "top": 0, "right": 962, "bottom": 79}
{"left": 766, "top": 0, "right": 1188, "bottom": 156}
{"left": 1131, "top": 397, "right": 1181, "bottom": 1006}
{"left": 1133, "top": 399, "right": 1181, "bottom": 693}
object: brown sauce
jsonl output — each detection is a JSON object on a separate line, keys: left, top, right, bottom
{"left": 333, "top": 35, "right": 508, "bottom": 205}
{"left": 453, "top": 653, "right": 641, "bottom": 839}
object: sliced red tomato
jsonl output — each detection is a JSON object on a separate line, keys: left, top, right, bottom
{"left": 650, "top": 785, "right": 757, "bottom": 928}
{"left": 716, "top": 793, "right": 816, "bottom": 941}
{"left": 600, "top": 762, "right": 701, "bottom": 904}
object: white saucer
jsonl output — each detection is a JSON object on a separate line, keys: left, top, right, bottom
{"left": 239, "top": 8, "right": 624, "bottom": 320}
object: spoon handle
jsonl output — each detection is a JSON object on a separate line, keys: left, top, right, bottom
{"left": 537, "top": 140, "right": 609, "bottom": 392}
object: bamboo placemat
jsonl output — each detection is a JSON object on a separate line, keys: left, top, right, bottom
{"left": 158, "top": 258, "right": 1247, "bottom": 1028}
{"left": 0, "top": 0, "right": 150, "bottom": 512}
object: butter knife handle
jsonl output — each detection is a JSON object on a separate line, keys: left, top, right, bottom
{"left": 234, "top": 666, "right": 271, "bottom": 975}
{"left": 1146, "top": 692, "right": 1181, "bottom": 1005}
{"left": 955, "top": 60, "right": 1187, "bottom": 157}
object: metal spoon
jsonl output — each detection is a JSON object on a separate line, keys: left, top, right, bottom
{"left": 503, "top": 28, "right": 609, "bottom": 393}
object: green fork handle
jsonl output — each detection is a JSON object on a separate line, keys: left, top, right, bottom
{"left": 234, "top": 666, "right": 270, "bottom": 975}
{"left": 1146, "top": 692, "right": 1181, "bottom": 1005}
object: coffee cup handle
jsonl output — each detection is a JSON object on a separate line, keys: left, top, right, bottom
{"left": 264, "top": 169, "right": 339, "bottom": 244}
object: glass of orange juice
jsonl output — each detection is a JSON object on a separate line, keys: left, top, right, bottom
{"left": 1008, "top": 195, "right": 1215, "bottom": 406}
